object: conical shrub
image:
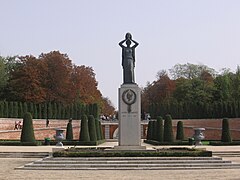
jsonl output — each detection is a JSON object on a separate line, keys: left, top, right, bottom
{"left": 66, "top": 119, "right": 73, "bottom": 140}
{"left": 221, "top": 118, "right": 232, "bottom": 142}
{"left": 146, "top": 120, "right": 154, "bottom": 140}
{"left": 79, "top": 115, "right": 90, "bottom": 142}
{"left": 163, "top": 114, "right": 174, "bottom": 142}
{"left": 99, "top": 121, "right": 104, "bottom": 140}
{"left": 95, "top": 118, "right": 101, "bottom": 140}
{"left": 20, "top": 112, "right": 35, "bottom": 142}
{"left": 176, "top": 121, "right": 184, "bottom": 141}
{"left": 156, "top": 116, "right": 164, "bottom": 142}
{"left": 153, "top": 120, "right": 158, "bottom": 141}
{"left": 88, "top": 115, "right": 97, "bottom": 141}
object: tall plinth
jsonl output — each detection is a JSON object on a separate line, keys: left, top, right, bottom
{"left": 116, "top": 83, "right": 145, "bottom": 150}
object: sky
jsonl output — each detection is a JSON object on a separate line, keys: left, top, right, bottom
{"left": 1, "top": 0, "right": 240, "bottom": 108}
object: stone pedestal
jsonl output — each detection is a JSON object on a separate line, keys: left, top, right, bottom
{"left": 116, "top": 84, "right": 145, "bottom": 150}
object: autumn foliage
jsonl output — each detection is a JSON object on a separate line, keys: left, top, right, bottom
{"left": 3, "top": 51, "right": 114, "bottom": 115}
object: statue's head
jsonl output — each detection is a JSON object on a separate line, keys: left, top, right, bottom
{"left": 125, "top": 32, "right": 132, "bottom": 40}
{"left": 126, "top": 39, "right": 131, "bottom": 47}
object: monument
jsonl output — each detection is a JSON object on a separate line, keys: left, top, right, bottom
{"left": 116, "top": 33, "right": 145, "bottom": 150}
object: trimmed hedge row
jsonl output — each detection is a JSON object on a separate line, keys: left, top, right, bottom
{"left": 0, "top": 101, "right": 100, "bottom": 120}
{"left": 53, "top": 147, "right": 212, "bottom": 157}
{"left": 144, "top": 140, "right": 191, "bottom": 146}
{"left": 148, "top": 100, "right": 240, "bottom": 119}
{"left": 209, "top": 141, "right": 240, "bottom": 146}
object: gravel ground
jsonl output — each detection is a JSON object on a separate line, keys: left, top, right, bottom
{"left": 1, "top": 158, "right": 240, "bottom": 180}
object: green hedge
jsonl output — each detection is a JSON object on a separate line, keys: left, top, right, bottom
{"left": 0, "top": 140, "right": 41, "bottom": 146}
{"left": 48, "top": 139, "right": 105, "bottom": 146}
{"left": 144, "top": 139, "right": 190, "bottom": 146}
{"left": 53, "top": 147, "right": 212, "bottom": 157}
{"left": 209, "top": 141, "right": 240, "bottom": 146}
{"left": 0, "top": 101, "right": 99, "bottom": 119}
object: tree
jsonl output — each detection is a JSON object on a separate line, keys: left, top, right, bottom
{"left": 0, "top": 56, "right": 18, "bottom": 99}
{"left": 6, "top": 55, "right": 46, "bottom": 103}
{"left": 163, "top": 114, "right": 174, "bottom": 142}
{"left": 221, "top": 118, "right": 232, "bottom": 142}
{"left": 39, "top": 51, "right": 73, "bottom": 104}
{"left": 169, "top": 63, "right": 216, "bottom": 80}
{"left": 71, "top": 65, "right": 102, "bottom": 104}
{"left": 0, "top": 57, "right": 7, "bottom": 97}
{"left": 79, "top": 115, "right": 90, "bottom": 142}
{"left": 20, "top": 112, "right": 35, "bottom": 143}
{"left": 101, "top": 97, "right": 115, "bottom": 116}
{"left": 141, "top": 72, "right": 176, "bottom": 115}
{"left": 176, "top": 121, "right": 184, "bottom": 141}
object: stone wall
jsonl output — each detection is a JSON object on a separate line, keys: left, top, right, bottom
{"left": 1, "top": 118, "right": 240, "bottom": 141}
{"left": 0, "top": 118, "right": 80, "bottom": 140}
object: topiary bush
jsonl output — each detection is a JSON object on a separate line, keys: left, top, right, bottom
{"left": 153, "top": 120, "right": 158, "bottom": 141}
{"left": 156, "top": 116, "right": 163, "bottom": 142}
{"left": 20, "top": 112, "right": 35, "bottom": 143}
{"left": 88, "top": 115, "right": 97, "bottom": 141}
{"left": 66, "top": 119, "right": 73, "bottom": 140}
{"left": 99, "top": 121, "right": 104, "bottom": 140}
{"left": 221, "top": 118, "right": 232, "bottom": 143}
{"left": 176, "top": 121, "right": 184, "bottom": 141}
{"left": 79, "top": 115, "right": 90, "bottom": 142}
{"left": 163, "top": 114, "right": 174, "bottom": 142}
{"left": 95, "top": 118, "right": 101, "bottom": 140}
{"left": 92, "top": 103, "right": 100, "bottom": 119}
{"left": 146, "top": 120, "right": 154, "bottom": 140}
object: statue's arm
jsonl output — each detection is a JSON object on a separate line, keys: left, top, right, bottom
{"left": 131, "top": 39, "right": 139, "bottom": 48}
{"left": 119, "top": 39, "right": 126, "bottom": 48}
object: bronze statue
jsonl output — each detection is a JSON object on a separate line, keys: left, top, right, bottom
{"left": 119, "top": 33, "right": 139, "bottom": 84}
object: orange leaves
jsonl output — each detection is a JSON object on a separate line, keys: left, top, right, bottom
{"left": 7, "top": 51, "right": 103, "bottom": 106}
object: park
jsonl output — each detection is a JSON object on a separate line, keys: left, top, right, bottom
{"left": 1, "top": 1, "right": 240, "bottom": 179}
{"left": 1, "top": 32, "right": 240, "bottom": 179}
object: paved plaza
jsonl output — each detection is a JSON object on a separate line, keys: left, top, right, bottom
{"left": 1, "top": 142, "right": 240, "bottom": 180}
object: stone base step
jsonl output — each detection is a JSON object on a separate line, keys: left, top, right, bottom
{"left": 213, "top": 151, "right": 240, "bottom": 157}
{"left": 0, "top": 152, "right": 50, "bottom": 158}
{"left": 16, "top": 156, "right": 240, "bottom": 170}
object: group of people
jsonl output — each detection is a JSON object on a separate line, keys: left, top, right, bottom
{"left": 14, "top": 121, "right": 22, "bottom": 130}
